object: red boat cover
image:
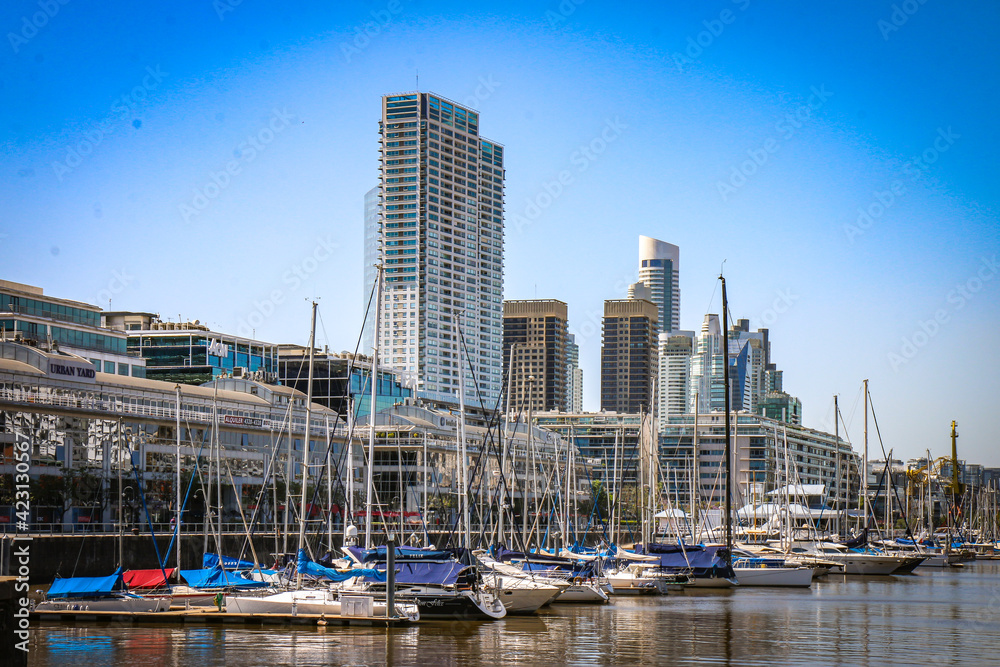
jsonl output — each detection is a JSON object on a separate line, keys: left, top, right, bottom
{"left": 123, "top": 568, "right": 176, "bottom": 589}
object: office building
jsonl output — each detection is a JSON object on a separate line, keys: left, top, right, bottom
{"left": 276, "top": 345, "right": 412, "bottom": 419}
{"left": 374, "top": 92, "right": 505, "bottom": 407}
{"left": 502, "top": 299, "right": 569, "bottom": 414}
{"left": 104, "top": 312, "right": 277, "bottom": 386}
{"left": 0, "top": 279, "right": 144, "bottom": 377}
{"left": 600, "top": 298, "right": 658, "bottom": 414}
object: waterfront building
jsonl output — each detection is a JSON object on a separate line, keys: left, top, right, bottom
{"left": 659, "top": 413, "right": 858, "bottom": 512}
{"left": 657, "top": 331, "right": 694, "bottom": 428}
{"left": 502, "top": 299, "right": 569, "bottom": 414}
{"left": 567, "top": 333, "right": 583, "bottom": 413}
{"left": 374, "top": 92, "right": 505, "bottom": 407}
{"left": 356, "top": 399, "right": 588, "bottom": 527}
{"left": 104, "top": 312, "right": 278, "bottom": 386}
{"left": 0, "top": 339, "right": 338, "bottom": 531}
{"left": 276, "top": 345, "right": 412, "bottom": 419}
{"left": 636, "top": 236, "right": 680, "bottom": 334}
{"left": 0, "top": 279, "right": 145, "bottom": 378}
{"left": 534, "top": 411, "right": 650, "bottom": 487}
{"left": 600, "top": 298, "right": 658, "bottom": 414}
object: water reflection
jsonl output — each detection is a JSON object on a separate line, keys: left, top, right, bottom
{"left": 28, "top": 563, "right": 1000, "bottom": 666}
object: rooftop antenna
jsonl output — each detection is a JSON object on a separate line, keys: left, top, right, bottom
{"left": 416, "top": 70, "right": 419, "bottom": 91}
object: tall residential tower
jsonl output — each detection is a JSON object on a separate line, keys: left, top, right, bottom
{"left": 637, "top": 236, "right": 680, "bottom": 334}
{"left": 374, "top": 92, "right": 505, "bottom": 405}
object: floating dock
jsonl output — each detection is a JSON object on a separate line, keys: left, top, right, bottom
{"left": 30, "top": 607, "right": 412, "bottom": 628}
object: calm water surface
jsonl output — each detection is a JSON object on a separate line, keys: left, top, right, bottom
{"left": 26, "top": 561, "right": 1000, "bottom": 666}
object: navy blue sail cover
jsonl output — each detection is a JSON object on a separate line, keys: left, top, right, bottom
{"left": 633, "top": 543, "right": 735, "bottom": 578}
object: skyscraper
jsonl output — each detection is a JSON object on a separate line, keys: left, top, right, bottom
{"left": 600, "top": 298, "right": 659, "bottom": 413}
{"left": 567, "top": 333, "right": 583, "bottom": 412}
{"left": 657, "top": 330, "right": 695, "bottom": 427}
{"left": 637, "top": 236, "right": 680, "bottom": 334}
{"left": 502, "top": 299, "right": 568, "bottom": 413}
{"left": 689, "top": 313, "right": 725, "bottom": 413}
{"left": 375, "top": 92, "right": 505, "bottom": 405}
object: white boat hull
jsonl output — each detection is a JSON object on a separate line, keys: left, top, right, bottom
{"left": 734, "top": 566, "right": 813, "bottom": 587}
{"left": 36, "top": 596, "right": 170, "bottom": 613}
{"left": 553, "top": 583, "right": 610, "bottom": 603}
{"left": 496, "top": 584, "right": 562, "bottom": 613}
{"left": 225, "top": 590, "right": 418, "bottom": 620}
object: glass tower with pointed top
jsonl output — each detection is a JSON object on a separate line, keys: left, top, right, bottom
{"left": 373, "top": 92, "right": 505, "bottom": 405}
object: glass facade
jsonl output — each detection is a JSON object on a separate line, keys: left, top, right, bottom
{"left": 128, "top": 332, "right": 278, "bottom": 386}
{"left": 0, "top": 291, "right": 101, "bottom": 327}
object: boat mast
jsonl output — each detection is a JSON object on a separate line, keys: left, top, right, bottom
{"left": 863, "top": 379, "right": 869, "bottom": 535}
{"left": 500, "top": 342, "right": 516, "bottom": 547}
{"left": 692, "top": 392, "right": 699, "bottom": 543}
{"left": 294, "top": 300, "right": 318, "bottom": 590}
{"left": 720, "top": 275, "right": 732, "bottom": 562}
{"left": 834, "top": 394, "right": 839, "bottom": 538}
{"left": 365, "top": 266, "right": 383, "bottom": 550}
{"left": 457, "top": 313, "right": 471, "bottom": 548}
{"left": 175, "top": 384, "right": 182, "bottom": 574}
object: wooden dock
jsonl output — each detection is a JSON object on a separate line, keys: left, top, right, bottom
{"left": 30, "top": 607, "right": 412, "bottom": 628}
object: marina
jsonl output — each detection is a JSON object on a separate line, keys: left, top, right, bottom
{"left": 23, "top": 561, "right": 1000, "bottom": 666}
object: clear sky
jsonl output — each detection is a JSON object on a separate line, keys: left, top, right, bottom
{"left": 2, "top": 1, "right": 997, "bottom": 464}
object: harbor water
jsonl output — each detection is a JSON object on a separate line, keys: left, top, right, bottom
{"left": 25, "top": 561, "right": 1000, "bottom": 666}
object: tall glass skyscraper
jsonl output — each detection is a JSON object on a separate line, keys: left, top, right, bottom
{"left": 637, "top": 236, "right": 680, "bottom": 334}
{"left": 371, "top": 92, "right": 505, "bottom": 405}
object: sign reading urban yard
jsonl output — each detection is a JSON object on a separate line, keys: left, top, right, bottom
{"left": 222, "top": 415, "right": 264, "bottom": 428}
{"left": 47, "top": 359, "right": 97, "bottom": 383}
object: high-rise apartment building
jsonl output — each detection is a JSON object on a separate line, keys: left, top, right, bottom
{"left": 600, "top": 298, "right": 658, "bottom": 413}
{"left": 375, "top": 92, "right": 505, "bottom": 406}
{"left": 567, "top": 333, "right": 583, "bottom": 412}
{"left": 502, "top": 299, "right": 568, "bottom": 413}
{"left": 637, "top": 236, "right": 680, "bottom": 334}
{"left": 657, "top": 330, "right": 694, "bottom": 426}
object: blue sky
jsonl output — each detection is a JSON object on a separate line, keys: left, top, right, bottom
{"left": 2, "top": 1, "right": 998, "bottom": 464}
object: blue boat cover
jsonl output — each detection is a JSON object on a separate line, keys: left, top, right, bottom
{"left": 633, "top": 543, "right": 735, "bottom": 579}
{"left": 180, "top": 565, "right": 268, "bottom": 589}
{"left": 203, "top": 553, "right": 258, "bottom": 570}
{"left": 47, "top": 569, "right": 124, "bottom": 599}
{"left": 364, "top": 560, "right": 466, "bottom": 586}
{"left": 352, "top": 546, "right": 454, "bottom": 562}
{"left": 296, "top": 549, "right": 386, "bottom": 582}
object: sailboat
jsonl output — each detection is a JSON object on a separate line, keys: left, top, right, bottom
{"left": 225, "top": 301, "right": 418, "bottom": 621}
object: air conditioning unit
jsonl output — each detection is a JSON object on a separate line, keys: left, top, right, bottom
{"left": 232, "top": 367, "right": 246, "bottom": 378}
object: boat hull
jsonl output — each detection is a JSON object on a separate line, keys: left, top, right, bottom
{"left": 734, "top": 566, "right": 813, "bottom": 587}
{"left": 36, "top": 596, "right": 170, "bottom": 613}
